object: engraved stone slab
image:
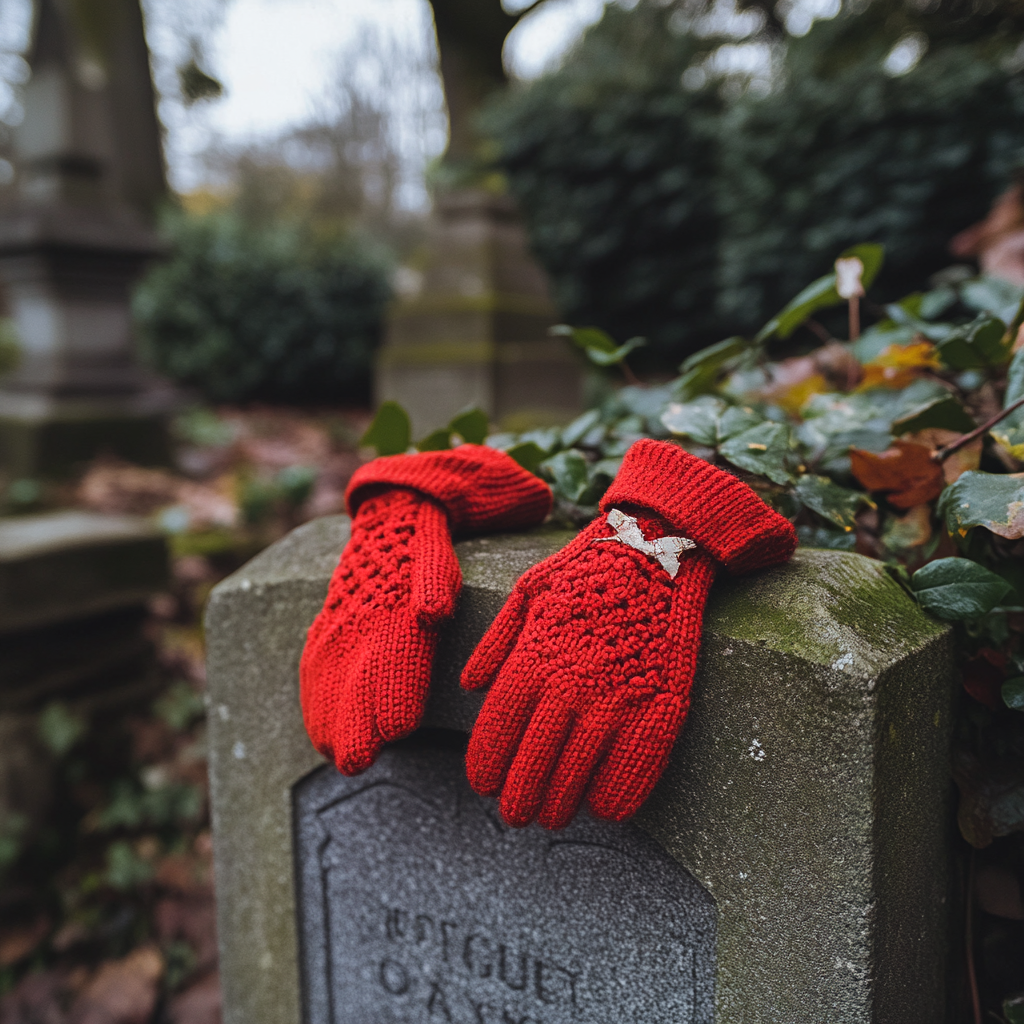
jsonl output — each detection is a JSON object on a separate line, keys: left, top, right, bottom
{"left": 294, "top": 737, "right": 715, "bottom": 1024}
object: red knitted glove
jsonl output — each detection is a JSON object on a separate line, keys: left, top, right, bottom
{"left": 301, "top": 445, "right": 552, "bottom": 775}
{"left": 462, "top": 438, "right": 796, "bottom": 829}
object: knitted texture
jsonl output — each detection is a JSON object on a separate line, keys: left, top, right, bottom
{"left": 301, "top": 445, "right": 552, "bottom": 776}
{"left": 462, "top": 439, "right": 797, "bottom": 829}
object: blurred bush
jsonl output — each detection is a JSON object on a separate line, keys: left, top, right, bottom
{"left": 134, "top": 211, "right": 392, "bottom": 405}
{"left": 486, "top": 0, "right": 1024, "bottom": 368}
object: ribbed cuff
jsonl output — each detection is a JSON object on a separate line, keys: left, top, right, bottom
{"left": 347, "top": 445, "right": 553, "bottom": 535}
{"left": 600, "top": 439, "right": 796, "bottom": 574}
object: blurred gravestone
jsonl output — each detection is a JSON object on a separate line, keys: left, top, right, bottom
{"left": 0, "top": 0, "right": 172, "bottom": 478}
{"left": 377, "top": 190, "right": 583, "bottom": 436}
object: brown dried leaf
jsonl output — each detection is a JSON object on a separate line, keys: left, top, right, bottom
{"left": 905, "top": 428, "right": 982, "bottom": 484}
{"left": 849, "top": 440, "right": 945, "bottom": 509}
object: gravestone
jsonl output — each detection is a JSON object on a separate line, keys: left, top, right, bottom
{"left": 377, "top": 190, "right": 583, "bottom": 436}
{"left": 205, "top": 517, "right": 957, "bottom": 1024}
{"left": 0, "top": 0, "right": 172, "bottom": 477}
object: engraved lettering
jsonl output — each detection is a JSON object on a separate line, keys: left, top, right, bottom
{"left": 385, "top": 908, "right": 408, "bottom": 942}
{"left": 498, "top": 945, "right": 528, "bottom": 991}
{"left": 427, "top": 981, "right": 453, "bottom": 1020}
{"left": 501, "top": 1012, "right": 537, "bottom": 1024}
{"left": 535, "top": 960, "right": 581, "bottom": 1006}
{"left": 464, "top": 933, "right": 494, "bottom": 979}
{"left": 440, "top": 920, "right": 459, "bottom": 962}
{"left": 469, "top": 998, "right": 494, "bottom": 1024}
{"left": 379, "top": 959, "right": 410, "bottom": 995}
{"left": 415, "top": 914, "right": 435, "bottom": 944}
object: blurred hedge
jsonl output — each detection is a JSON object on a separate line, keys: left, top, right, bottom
{"left": 486, "top": 1, "right": 1024, "bottom": 368}
{"left": 134, "top": 212, "right": 391, "bottom": 405}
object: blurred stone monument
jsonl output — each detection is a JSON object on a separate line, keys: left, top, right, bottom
{"left": 377, "top": 190, "right": 584, "bottom": 437}
{"left": 0, "top": 0, "right": 172, "bottom": 478}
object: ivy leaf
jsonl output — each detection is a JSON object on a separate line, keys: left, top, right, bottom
{"left": 660, "top": 396, "right": 726, "bottom": 446}
{"left": 550, "top": 324, "right": 616, "bottom": 353}
{"left": 585, "top": 336, "right": 646, "bottom": 367}
{"left": 505, "top": 441, "right": 547, "bottom": 475}
{"left": 449, "top": 407, "right": 489, "bottom": 445}
{"left": 416, "top": 428, "right": 453, "bottom": 452}
{"left": 716, "top": 405, "right": 764, "bottom": 442}
{"left": 541, "top": 449, "right": 590, "bottom": 502}
{"left": 561, "top": 408, "right": 603, "bottom": 449}
{"left": 793, "top": 475, "right": 871, "bottom": 531}
{"left": 954, "top": 751, "right": 1024, "bottom": 848}
{"left": 674, "top": 336, "right": 748, "bottom": 397}
{"left": 796, "top": 525, "right": 857, "bottom": 550}
{"left": 361, "top": 401, "right": 411, "bottom": 456}
{"left": 1001, "top": 677, "right": 1024, "bottom": 712}
{"left": 936, "top": 315, "right": 1012, "bottom": 370}
{"left": 890, "top": 396, "right": 976, "bottom": 436}
{"left": 937, "top": 471, "right": 1024, "bottom": 541}
{"left": 850, "top": 440, "right": 944, "bottom": 509}
{"left": 755, "top": 243, "right": 884, "bottom": 343}
{"left": 718, "top": 422, "right": 793, "bottom": 485}
{"left": 910, "top": 558, "right": 1013, "bottom": 620}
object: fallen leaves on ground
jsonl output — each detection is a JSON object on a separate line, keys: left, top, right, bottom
{"left": 850, "top": 439, "right": 945, "bottom": 508}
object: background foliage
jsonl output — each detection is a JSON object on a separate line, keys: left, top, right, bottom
{"left": 486, "top": 0, "right": 1024, "bottom": 368}
{"left": 134, "top": 211, "right": 391, "bottom": 405}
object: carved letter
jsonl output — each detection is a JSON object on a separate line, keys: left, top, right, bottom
{"left": 501, "top": 1013, "right": 536, "bottom": 1024}
{"left": 469, "top": 998, "right": 494, "bottom": 1024}
{"left": 385, "top": 908, "right": 408, "bottom": 942}
{"left": 440, "top": 920, "right": 459, "bottom": 962}
{"left": 415, "top": 914, "right": 435, "bottom": 944}
{"left": 498, "top": 945, "right": 528, "bottom": 991}
{"left": 427, "top": 981, "right": 454, "bottom": 1021}
{"left": 379, "top": 959, "right": 410, "bottom": 996}
{"left": 464, "top": 933, "right": 494, "bottom": 978}
{"left": 535, "top": 961, "right": 581, "bottom": 1006}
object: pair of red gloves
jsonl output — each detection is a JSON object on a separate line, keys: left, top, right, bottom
{"left": 300, "top": 439, "right": 796, "bottom": 830}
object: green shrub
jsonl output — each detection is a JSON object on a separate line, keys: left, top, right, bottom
{"left": 134, "top": 211, "right": 392, "bottom": 404}
{"left": 486, "top": 1, "right": 1024, "bottom": 367}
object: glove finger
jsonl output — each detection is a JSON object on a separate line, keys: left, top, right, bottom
{"left": 329, "top": 644, "right": 385, "bottom": 776}
{"left": 498, "top": 687, "right": 576, "bottom": 828}
{"left": 460, "top": 582, "right": 530, "bottom": 692}
{"left": 411, "top": 500, "right": 462, "bottom": 626}
{"left": 372, "top": 610, "right": 438, "bottom": 741}
{"left": 537, "top": 697, "right": 630, "bottom": 830}
{"left": 586, "top": 697, "right": 685, "bottom": 822}
{"left": 465, "top": 661, "right": 544, "bottom": 797}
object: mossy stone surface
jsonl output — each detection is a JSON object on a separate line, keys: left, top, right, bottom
{"left": 206, "top": 517, "right": 955, "bottom": 1024}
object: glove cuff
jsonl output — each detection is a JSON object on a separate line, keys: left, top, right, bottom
{"left": 600, "top": 438, "right": 796, "bottom": 574}
{"left": 346, "top": 444, "right": 553, "bottom": 535}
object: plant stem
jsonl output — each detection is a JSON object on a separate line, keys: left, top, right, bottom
{"left": 848, "top": 295, "right": 861, "bottom": 342}
{"left": 932, "top": 393, "right": 1024, "bottom": 462}
{"left": 620, "top": 360, "right": 643, "bottom": 387}
{"left": 967, "top": 849, "right": 981, "bottom": 1024}
{"left": 805, "top": 318, "right": 836, "bottom": 344}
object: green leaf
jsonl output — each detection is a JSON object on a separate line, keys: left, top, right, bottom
{"left": 541, "top": 449, "right": 590, "bottom": 503}
{"left": 38, "top": 701, "right": 87, "bottom": 757}
{"left": 936, "top": 315, "right": 1012, "bottom": 370}
{"left": 561, "top": 409, "right": 603, "bottom": 449}
{"left": 505, "top": 441, "right": 547, "bottom": 475}
{"left": 449, "top": 407, "right": 489, "bottom": 445}
{"left": 890, "top": 396, "right": 976, "bottom": 436}
{"left": 716, "top": 405, "right": 764, "bottom": 442}
{"left": 937, "top": 471, "right": 1024, "bottom": 541}
{"left": 660, "top": 396, "right": 726, "bottom": 446}
{"left": 416, "top": 428, "right": 452, "bottom": 452}
{"left": 755, "top": 243, "right": 884, "bottom": 343}
{"left": 361, "top": 401, "right": 411, "bottom": 456}
{"left": 910, "top": 558, "right": 1013, "bottom": 620}
{"left": 796, "top": 525, "right": 857, "bottom": 551}
{"left": 1002, "top": 676, "right": 1024, "bottom": 712}
{"left": 719, "top": 422, "right": 793, "bottom": 485}
{"left": 679, "top": 336, "right": 748, "bottom": 374}
{"left": 793, "top": 475, "right": 870, "bottom": 531}
{"left": 551, "top": 324, "right": 616, "bottom": 353}
{"left": 584, "top": 336, "right": 646, "bottom": 367}
{"left": 1005, "top": 994, "right": 1024, "bottom": 1024}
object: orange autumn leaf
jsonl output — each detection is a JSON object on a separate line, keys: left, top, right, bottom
{"left": 905, "top": 427, "right": 982, "bottom": 484}
{"left": 857, "top": 339, "right": 941, "bottom": 391}
{"left": 849, "top": 439, "right": 945, "bottom": 509}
